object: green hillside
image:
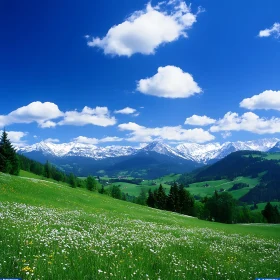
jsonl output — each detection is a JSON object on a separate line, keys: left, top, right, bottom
{"left": 187, "top": 176, "right": 259, "bottom": 199}
{"left": 179, "top": 151, "right": 280, "bottom": 203}
{"left": 1, "top": 172, "right": 280, "bottom": 279}
{"left": 105, "top": 173, "right": 181, "bottom": 196}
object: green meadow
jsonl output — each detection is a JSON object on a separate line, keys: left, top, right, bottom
{"left": 0, "top": 172, "right": 280, "bottom": 280}
{"left": 106, "top": 173, "right": 181, "bottom": 196}
{"left": 106, "top": 174, "right": 258, "bottom": 200}
{"left": 188, "top": 176, "right": 259, "bottom": 200}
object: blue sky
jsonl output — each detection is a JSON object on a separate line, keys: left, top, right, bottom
{"left": 0, "top": 0, "right": 280, "bottom": 147}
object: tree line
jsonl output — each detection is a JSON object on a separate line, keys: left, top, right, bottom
{"left": 145, "top": 184, "right": 280, "bottom": 224}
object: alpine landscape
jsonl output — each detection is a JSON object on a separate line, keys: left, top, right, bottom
{"left": 1, "top": 0, "right": 280, "bottom": 279}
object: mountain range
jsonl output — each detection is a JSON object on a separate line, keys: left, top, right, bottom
{"left": 16, "top": 138, "right": 280, "bottom": 178}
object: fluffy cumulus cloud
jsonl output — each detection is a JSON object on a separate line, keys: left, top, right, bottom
{"left": 258, "top": 23, "right": 280, "bottom": 38}
{"left": 114, "top": 107, "right": 137, "bottom": 114}
{"left": 137, "top": 66, "right": 202, "bottom": 98}
{"left": 240, "top": 90, "right": 280, "bottom": 111}
{"left": 118, "top": 122, "right": 214, "bottom": 143}
{"left": 0, "top": 130, "right": 28, "bottom": 147}
{"left": 210, "top": 112, "right": 280, "bottom": 134}
{"left": 0, "top": 101, "right": 63, "bottom": 128}
{"left": 58, "top": 106, "right": 116, "bottom": 127}
{"left": 0, "top": 102, "right": 118, "bottom": 129}
{"left": 87, "top": 1, "right": 198, "bottom": 56}
{"left": 185, "top": 115, "right": 216, "bottom": 126}
{"left": 74, "top": 136, "right": 123, "bottom": 145}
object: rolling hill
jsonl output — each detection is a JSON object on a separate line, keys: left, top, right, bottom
{"left": 0, "top": 171, "right": 280, "bottom": 279}
{"left": 179, "top": 151, "right": 280, "bottom": 204}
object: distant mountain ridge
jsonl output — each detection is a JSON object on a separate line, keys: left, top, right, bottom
{"left": 17, "top": 138, "right": 279, "bottom": 164}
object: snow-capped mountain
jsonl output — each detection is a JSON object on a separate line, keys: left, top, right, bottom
{"left": 177, "top": 138, "right": 279, "bottom": 163}
{"left": 142, "top": 141, "right": 188, "bottom": 159}
{"left": 269, "top": 141, "right": 280, "bottom": 152}
{"left": 17, "top": 138, "right": 279, "bottom": 164}
{"left": 18, "top": 141, "right": 140, "bottom": 159}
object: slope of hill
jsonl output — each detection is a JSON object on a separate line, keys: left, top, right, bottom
{"left": 179, "top": 151, "right": 280, "bottom": 203}
{"left": 0, "top": 172, "right": 280, "bottom": 279}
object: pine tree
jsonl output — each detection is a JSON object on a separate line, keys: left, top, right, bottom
{"left": 0, "top": 129, "right": 20, "bottom": 175}
{"left": 69, "top": 173, "right": 77, "bottom": 188}
{"left": 136, "top": 188, "right": 147, "bottom": 205}
{"left": 178, "top": 184, "right": 194, "bottom": 215}
{"left": 156, "top": 184, "right": 167, "bottom": 210}
{"left": 262, "top": 202, "right": 280, "bottom": 223}
{"left": 111, "top": 185, "right": 121, "bottom": 199}
{"left": 167, "top": 183, "right": 179, "bottom": 212}
{"left": 86, "top": 176, "right": 98, "bottom": 191}
{"left": 147, "top": 189, "right": 155, "bottom": 208}
{"left": 44, "top": 161, "right": 52, "bottom": 178}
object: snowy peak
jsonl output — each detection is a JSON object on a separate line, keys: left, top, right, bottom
{"left": 269, "top": 141, "right": 280, "bottom": 152}
{"left": 17, "top": 138, "right": 280, "bottom": 164}
{"left": 175, "top": 138, "right": 279, "bottom": 163}
{"left": 18, "top": 141, "right": 139, "bottom": 159}
{"left": 142, "top": 141, "right": 187, "bottom": 159}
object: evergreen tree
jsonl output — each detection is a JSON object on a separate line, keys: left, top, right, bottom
{"left": 0, "top": 129, "right": 20, "bottom": 175}
{"left": 136, "top": 188, "right": 147, "bottom": 205}
{"left": 262, "top": 202, "right": 280, "bottom": 223}
{"left": 156, "top": 184, "right": 167, "bottom": 210}
{"left": 166, "top": 183, "right": 179, "bottom": 212}
{"left": 178, "top": 184, "right": 195, "bottom": 215}
{"left": 86, "top": 176, "right": 98, "bottom": 191}
{"left": 111, "top": 185, "right": 121, "bottom": 199}
{"left": 69, "top": 173, "right": 77, "bottom": 188}
{"left": 205, "top": 191, "right": 236, "bottom": 223}
{"left": 44, "top": 160, "right": 52, "bottom": 178}
{"left": 147, "top": 189, "right": 155, "bottom": 208}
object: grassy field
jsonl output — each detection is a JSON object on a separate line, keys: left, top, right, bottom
{"left": 188, "top": 176, "right": 259, "bottom": 200}
{"left": 243, "top": 152, "right": 280, "bottom": 160}
{"left": 264, "top": 153, "right": 280, "bottom": 160}
{"left": 0, "top": 172, "right": 280, "bottom": 279}
{"left": 250, "top": 202, "right": 280, "bottom": 212}
{"left": 19, "top": 170, "right": 70, "bottom": 187}
{"left": 106, "top": 173, "right": 181, "bottom": 196}
{"left": 107, "top": 173, "right": 259, "bottom": 200}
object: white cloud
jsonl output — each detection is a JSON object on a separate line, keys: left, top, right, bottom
{"left": 44, "top": 138, "right": 60, "bottom": 143}
{"left": 221, "top": 131, "right": 232, "bottom": 139}
{"left": 73, "top": 136, "right": 99, "bottom": 145}
{"left": 185, "top": 115, "right": 216, "bottom": 126}
{"left": 0, "top": 101, "right": 63, "bottom": 128}
{"left": 240, "top": 90, "right": 280, "bottom": 111}
{"left": 258, "top": 22, "right": 280, "bottom": 38}
{"left": 114, "top": 107, "right": 137, "bottom": 114}
{"left": 39, "top": 121, "right": 57, "bottom": 128}
{"left": 118, "top": 122, "right": 214, "bottom": 143}
{"left": 100, "top": 136, "right": 123, "bottom": 143}
{"left": 0, "top": 130, "right": 28, "bottom": 147}
{"left": 87, "top": 1, "right": 198, "bottom": 57}
{"left": 74, "top": 136, "right": 123, "bottom": 145}
{"left": 137, "top": 65, "right": 202, "bottom": 98}
{"left": 210, "top": 112, "right": 280, "bottom": 134}
{"left": 59, "top": 106, "right": 116, "bottom": 127}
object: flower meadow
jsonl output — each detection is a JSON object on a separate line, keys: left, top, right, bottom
{"left": 0, "top": 173, "right": 280, "bottom": 279}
